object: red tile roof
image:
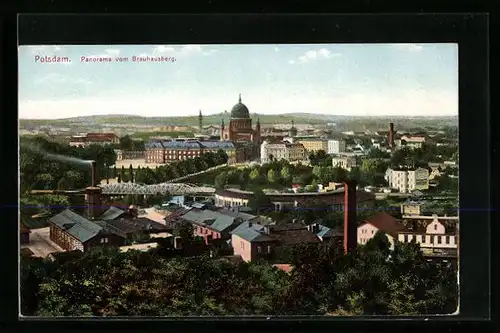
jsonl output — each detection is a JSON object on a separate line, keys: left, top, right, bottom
{"left": 361, "top": 212, "right": 406, "bottom": 237}
{"left": 273, "top": 264, "right": 294, "bottom": 274}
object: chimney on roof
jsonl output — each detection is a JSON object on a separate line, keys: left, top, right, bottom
{"left": 343, "top": 180, "right": 357, "bottom": 254}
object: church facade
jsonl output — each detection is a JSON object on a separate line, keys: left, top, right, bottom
{"left": 220, "top": 94, "right": 261, "bottom": 160}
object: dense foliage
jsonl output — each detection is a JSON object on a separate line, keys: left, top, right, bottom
{"left": 20, "top": 233, "right": 458, "bottom": 316}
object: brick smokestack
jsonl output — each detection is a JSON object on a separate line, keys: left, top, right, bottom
{"left": 91, "top": 160, "right": 98, "bottom": 187}
{"left": 388, "top": 122, "right": 395, "bottom": 148}
{"left": 343, "top": 180, "right": 357, "bottom": 254}
{"left": 86, "top": 160, "right": 102, "bottom": 220}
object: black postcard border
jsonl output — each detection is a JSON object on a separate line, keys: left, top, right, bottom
{"left": 1, "top": 12, "right": 492, "bottom": 332}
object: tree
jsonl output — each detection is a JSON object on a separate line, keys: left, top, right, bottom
{"left": 249, "top": 168, "right": 260, "bottom": 181}
{"left": 280, "top": 166, "right": 292, "bottom": 185}
{"left": 129, "top": 164, "right": 134, "bottom": 183}
{"left": 267, "top": 169, "right": 279, "bottom": 183}
{"left": 248, "top": 189, "right": 273, "bottom": 213}
{"left": 119, "top": 135, "right": 134, "bottom": 151}
{"left": 214, "top": 172, "right": 229, "bottom": 190}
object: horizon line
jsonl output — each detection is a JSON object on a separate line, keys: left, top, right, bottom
{"left": 19, "top": 113, "right": 459, "bottom": 121}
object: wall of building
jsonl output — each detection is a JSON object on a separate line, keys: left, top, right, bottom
{"left": 357, "top": 224, "right": 396, "bottom": 250}
{"left": 232, "top": 234, "right": 253, "bottom": 262}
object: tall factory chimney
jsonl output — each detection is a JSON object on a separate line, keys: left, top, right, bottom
{"left": 86, "top": 160, "right": 102, "bottom": 220}
{"left": 91, "top": 160, "right": 98, "bottom": 187}
{"left": 388, "top": 122, "right": 395, "bottom": 148}
{"left": 343, "top": 180, "right": 358, "bottom": 254}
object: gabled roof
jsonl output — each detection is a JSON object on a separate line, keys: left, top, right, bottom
{"left": 231, "top": 221, "right": 275, "bottom": 242}
{"left": 100, "top": 206, "right": 126, "bottom": 221}
{"left": 316, "top": 225, "right": 342, "bottom": 238}
{"left": 209, "top": 215, "right": 240, "bottom": 233}
{"left": 49, "top": 209, "right": 103, "bottom": 243}
{"left": 270, "top": 229, "right": 321, "bottom": 245}
{"left": 360, "top": 212, "right": 406, "bottom": 237}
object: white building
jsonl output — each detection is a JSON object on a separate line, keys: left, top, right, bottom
{"left": 327, "top": 139, "right": 346, "bottom": 155}
{"left": 385, "top": 167, "right": 429, "bottom": 193}
{"left": 260, "top": 141, "right": 306, "bottom": 164}
{"left": 358, "top": 212, "right": 457, "bottom": 252}
{"left": 331, "top": 153, "right": 358, "bottom": 171}
{"left": 395, "top": 135, "right": 426, "bottom": 149}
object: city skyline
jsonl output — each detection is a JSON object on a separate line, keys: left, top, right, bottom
{"left": 19, "top": 43, "right": 458, "bottom": 119}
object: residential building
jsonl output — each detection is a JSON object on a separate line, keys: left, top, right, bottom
{"left": 115, "top": 149, "right": 145, "bottom": 161}
{"left": 331, "top": 153, "right": 358, "bottom": 171}
{"left": 48, "top": 206, "right": 168, "bottom": 252}
{"left": 385, "top": 167, "right": 429, "bottom": 193}
{"left": 327, "top": 139, "right": 346, "bottom": 155}
{"left": 357, "top": 212, "right": 406, "bottom": 249}
{"left": 260, "top": 140, "right": 306, "bottom": 164}
{"left": 230, "top": 222, "right": 321, "bottom": 262}
{"left": 176, "top": 207, "right": 257, "bottom": 245}
{"left": 296, "top": 138, "right": 329, "bottom": 153}
{"left": 358, "top": 212, "right": 458, "bottom": 262}
{"left": 400, "top": 201, "right": 423, "bottom": 216}
{"left": 69, "top": 133, "right": 119, "bottom": 148}
{"left": 48, "top": 209, "right": 120, "bottom": 252}
{"left": 395, "top": 135, "right": 426, "bottom": 149}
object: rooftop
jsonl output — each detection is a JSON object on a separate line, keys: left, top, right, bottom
{"left": 360, "top": 212, "right": 407, "bottom": 237}
{"left": 49, "top": 209, "right": 104, "bottom": 243}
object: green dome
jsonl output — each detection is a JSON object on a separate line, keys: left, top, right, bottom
{"left": 230, "top": 94, "right": 250, "bottom": 118}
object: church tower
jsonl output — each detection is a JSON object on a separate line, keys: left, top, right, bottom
{"left": 198, "top": 110, "right": 203, "bottom": 131}
{"left": 220, "top": 118, "right": 225, "bottom": 141}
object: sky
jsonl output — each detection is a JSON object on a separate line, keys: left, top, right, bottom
{"left": 18, "top": 44, "right": 458, "bottom": 119}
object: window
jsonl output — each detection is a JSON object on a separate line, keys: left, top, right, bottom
{"left": 100, "top": 237, "right": 108, "bottom": 244}
{"left": 434, "top": 224, "right": 438, "bottom": 231}
{"left": 267, "top": 245, "right": 271, "bottom": 253}
{"left": 257, "top": 246, "right": 262, "bottom": 253}
{"left": 371, "top": 230, "right": 374, "bottom": 235}
{"left": 445, "top": 236, "right": 450, "bottom": 244}
{"left": 437, "top": 236, "right": 441, "bottom": 244}
{"left": 241, "top": 241, "right": 244, "bottom": 250}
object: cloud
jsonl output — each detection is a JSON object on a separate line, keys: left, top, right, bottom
{"left": 289, "top": 48, "right": 340, "bottom": 64}
{"left": 33, "top": 73, "right": 92, "bottom": 86}
{"left": 391, "top": 44, "right": 424, "bottom": 52}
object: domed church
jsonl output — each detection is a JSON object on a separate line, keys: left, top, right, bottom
{"left": 220, "top": 94, "right": 261, "bottom": 158}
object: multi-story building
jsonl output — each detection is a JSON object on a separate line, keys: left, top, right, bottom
{"left": 114, "top": 149, "right": 145, "bottom": 161}
{"left": 144, "top": 139, "right": 237, "bottom": 164}
{"left": 260, "top": 141, "right": 306, "bottom": 164}
{"left": 327, "top": 139, "right": 346, "bottom": 155}
{"left": 385, "top": 167, "right": 429, "bottom": 193}
{"left": 296, "top": 138, "right": 329, "bottom": 153}
{"left": 69, "top": 133, "right": 120, "bottom": 148}
{"left": 357, "top": 212, "right": 458, "bottom": 261}
{"left": 395, "top": 135, "right": 426, "bottom": 149}
{"left": 331, "top": 153, "right": 358, "bottom": 171}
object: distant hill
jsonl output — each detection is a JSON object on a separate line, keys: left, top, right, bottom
{"left": 19, "top": 113, "right": 458, "bottom": 128}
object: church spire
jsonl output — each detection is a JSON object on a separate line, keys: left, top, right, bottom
{"left": 198, "top": 110, "right": 203, "bottom": 130}
{"left": 239, "top": 93, "right": 242, "bottom": 103}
